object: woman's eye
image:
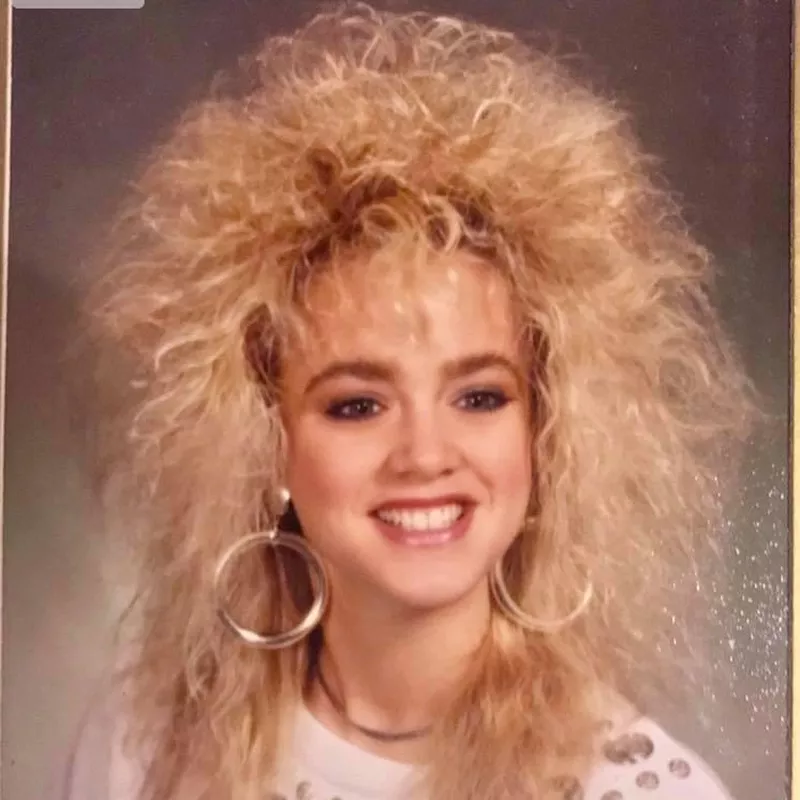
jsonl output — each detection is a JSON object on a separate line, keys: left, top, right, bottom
{"left": 325, "top": 397, "right": 382, "bottom": 420}
{"left": 457, "top": 389, "right": 511, "bottom": 412}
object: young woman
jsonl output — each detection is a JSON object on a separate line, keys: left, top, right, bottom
{"left": 66, "top": 5, "right": 752, "bottom": 799}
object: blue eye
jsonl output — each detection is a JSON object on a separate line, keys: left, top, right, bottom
{"left": 325, "top": 397, "right": 382, "bottom": 420}
{"left": 457, "top": 389, "right": 511, "bottom": 412}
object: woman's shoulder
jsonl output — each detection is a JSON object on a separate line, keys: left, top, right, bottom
{"left": 59, "top": 681, "right": 144, "bottom": 800}
{"left": 582, "top": 708, "right": 734, "bottom": 800}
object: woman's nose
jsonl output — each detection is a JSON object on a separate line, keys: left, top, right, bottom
{"left": 386, "top": 405, "right": 459, "bottom": 479}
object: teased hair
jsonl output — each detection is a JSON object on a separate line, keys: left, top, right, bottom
{"left": 85, "top": 5, "right": 753, "bottom": 799}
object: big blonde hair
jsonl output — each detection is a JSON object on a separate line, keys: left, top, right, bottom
{"left": 87, "top": 5, "right": 752, "bottom": 799}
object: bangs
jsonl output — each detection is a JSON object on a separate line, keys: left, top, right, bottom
{"left": 242, "top": 183, "right": 529, "bottom": 395}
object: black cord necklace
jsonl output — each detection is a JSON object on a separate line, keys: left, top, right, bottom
{"left": 315, "top": 665, "right": 433, "bottom": 743}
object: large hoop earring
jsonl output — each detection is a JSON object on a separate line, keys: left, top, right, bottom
{"left": 214, "top": 499, "right": 329, "bottom": 650}
{"left": 490, "top": 560, "right": 593, "bottom": 634}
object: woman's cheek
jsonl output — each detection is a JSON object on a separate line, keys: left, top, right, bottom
{"left": 287, "top": 423, "right": 377, "bottom": 516}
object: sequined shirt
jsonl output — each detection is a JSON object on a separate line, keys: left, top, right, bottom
{"left": 59, "top": 698, "right": 735, "bottom": 800}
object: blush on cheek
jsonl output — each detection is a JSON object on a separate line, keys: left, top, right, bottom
{"left": 504, "top": 466, "right": 533, "bottom": 533}
{"left": 284, "top": 425, "right": 372, "bottom": 538}
{"left": 500, "top": 470, "right": 533, "bottom": 533}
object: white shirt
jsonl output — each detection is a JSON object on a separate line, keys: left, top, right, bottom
{"left": 60, "top": 697, "right": 734, "bottom": 800}
{"left": 276, "top": 707, "right": 734, "bottom": 800}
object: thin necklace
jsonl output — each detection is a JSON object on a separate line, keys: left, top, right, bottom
{"left": 315, "top": 665, "right": 433, "bottom": 743}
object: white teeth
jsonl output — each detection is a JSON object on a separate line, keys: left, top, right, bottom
{"left": 376, "top": 504, "right": 464, "bottom": 531}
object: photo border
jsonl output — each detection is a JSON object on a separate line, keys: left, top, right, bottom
{"left": 0, "top": 0, "right": 12, "bottom": 775}
{"left": 791, "top": 0, "right": 797, "bottom": 796}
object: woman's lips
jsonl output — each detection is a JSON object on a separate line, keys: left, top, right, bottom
{"left": 370, "top": 504, "right": 475, "bottom": 548}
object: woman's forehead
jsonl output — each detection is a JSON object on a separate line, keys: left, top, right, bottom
{"left": 289, "top": 248, "right": 518, "bottom": 361}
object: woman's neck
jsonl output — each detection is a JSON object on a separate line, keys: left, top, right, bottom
{"left": 305, "top": 581, "right": 492, "bottom": 762}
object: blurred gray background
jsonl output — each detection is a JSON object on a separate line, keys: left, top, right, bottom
{"left": 3, "top": 1, "right": 791, "bottom": 799}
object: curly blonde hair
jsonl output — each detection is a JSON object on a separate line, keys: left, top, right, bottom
{"left": 86, "top": 5, "right": 752, "bottom": 799}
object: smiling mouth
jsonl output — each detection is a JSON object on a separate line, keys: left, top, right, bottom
{"left": 374, "top": 503, "right": 466, "bottom": 532}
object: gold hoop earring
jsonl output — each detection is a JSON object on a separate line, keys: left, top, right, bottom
{"left": 213, "top": 493, "right": 329, "bottom": 649}
{"left": 490, "top": 553, "right": 593, "bottom": 634}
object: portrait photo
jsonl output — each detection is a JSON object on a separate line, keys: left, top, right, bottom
{"left": 1, "top": 2, "right": 791, "bottom": 799}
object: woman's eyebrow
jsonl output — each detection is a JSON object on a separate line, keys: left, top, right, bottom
{"left": 303, "top": 359, "right": 395, "bottom": 395}
{"left": 441, "top": 352, "right": 521, "bottom": 385}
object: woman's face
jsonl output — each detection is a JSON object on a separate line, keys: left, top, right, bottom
{"left": 280, "top": 250, "right": 533, "bottom": 613}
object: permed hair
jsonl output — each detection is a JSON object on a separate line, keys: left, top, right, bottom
{"left": 86, "top": 5, "right": 753, "bottom": 800}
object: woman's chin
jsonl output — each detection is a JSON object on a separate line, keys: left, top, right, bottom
{"left": 368, "top": 571, "right": 491, "bottom": 616}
